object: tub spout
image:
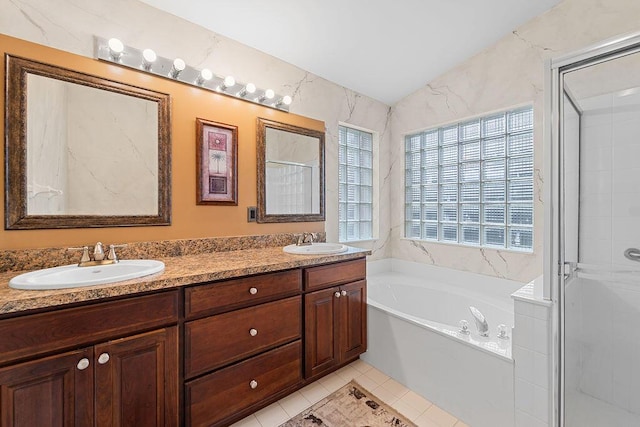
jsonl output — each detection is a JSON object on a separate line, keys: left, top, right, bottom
{"left": 469, "top": 306, "right": 489, "bottom": 337}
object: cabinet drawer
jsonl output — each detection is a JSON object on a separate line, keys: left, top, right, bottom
{"left": 304, "top": 258, "right": 366, "bottom": 291}
{"left": 185, "top": 296, "right": 301, "bottom": 378}
{"left": 185, "top": 269, "right": 301, "bottom": 318}
{"left": 186, "top": 340, "right": 302, "bottom": 427}
{"left": 0, "top": 291, "right": 178, "bottom": 366}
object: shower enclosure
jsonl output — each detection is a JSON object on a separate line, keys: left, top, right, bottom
{"left": 551, "top": 33, "right": 640, "bottom": 426}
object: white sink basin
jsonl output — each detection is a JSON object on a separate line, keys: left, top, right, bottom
{"left": 283, "top": 243, "right": 349, "bottom": 255}
{"left": 9, "top": 260, "right": 165, "bottom": 290}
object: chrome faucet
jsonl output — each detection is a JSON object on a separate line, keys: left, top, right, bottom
{"left": 469, "top": 306, "right": 489, "bottom": 337}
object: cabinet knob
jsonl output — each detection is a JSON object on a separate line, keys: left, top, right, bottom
{"left": 97, "top": 352, "right": 110, "bottom": 365}
{"left": 249, "top": 328, "right": 258, "bottom": 337}
{"left": 249, "top": 287, "right": 258, "bottom": 295}
{"left": 341, "top": 290, "right": 347, "bottom": 296}
{"left": 334, "top": 291, "right": 341, "bottom": 298}
{"left": 250, "top": 379, "right": 258, "bottom": 389}
{"left": 77, "top": 358, "right": 90, "bottom": 371}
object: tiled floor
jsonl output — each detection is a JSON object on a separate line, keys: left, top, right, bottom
{"left": 231, "top": 359, "right": 470, "bottom": 427}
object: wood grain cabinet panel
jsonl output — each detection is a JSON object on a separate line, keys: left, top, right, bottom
{"left": 304, "top": 258, "right": 366, "bottom": 291}
{"left": 95, "top": 327, "right": 178, "bottom": 427}
{"left": 340, "top": 280, "right": 367, "bottom": 361}
{"left": 185, "top": 296, "right": 301, "bottom": 378}
{"left": 185, "top": 341, "right": 302, "bottom": 427}
{"left": 185, "top": 269, "right": 301, "bottom": 318}
{"left": 304, "top": 287, "right": 340, "bottom": 379}
{"left": 0, "top": 347, "right": 94, "bottom": 427}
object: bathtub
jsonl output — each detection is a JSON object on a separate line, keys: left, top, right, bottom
{"left": 361, "top": 259, "right": 523, "bottom": 427}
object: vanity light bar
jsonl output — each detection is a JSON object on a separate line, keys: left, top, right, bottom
{"left": 94, "top": 36, "right": 291, "bottom": 112}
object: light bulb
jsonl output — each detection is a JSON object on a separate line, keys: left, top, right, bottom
{"left": 238, "top": 83, "right": 256, "bottom": 97}
{"left": 275, "top": 95, "right": 293, "bottom": 108}
{"left": 173, "top": 58, "right": 186, "bottom": 71}
{"left": 223, "top": 76, "right": 236, "bottom": 88}
{"left": 201, "top": 69, "right": 213, "bottom": 80}
{"left": 196, "top": 68, "right": 213, "bottom": 85}
{"left": 141, "top": 48, "right": 156, "bottom": 70}
{"left": 170, "top": 58, "right": 185, "bottom": 78}
{"left": 107, "top": 38, "right": 124, "bottom": 60}
{"left": 219, "top": 75, "right": 236, "bottom": 92}
{"left": 142, "top": 49, "right": 156, "bottom": 63}
{"left": 257, "top": 88, "right": 276, "bottom": 103}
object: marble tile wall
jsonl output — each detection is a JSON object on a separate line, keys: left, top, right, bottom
{"left": 26, "top": 74, "right": 68, "bottom": 214}
{"left": 390, "top": 0, "right": 640, "bottom": 283}
{"left": 66, "top": 83, "right": 158, "bottom": 215}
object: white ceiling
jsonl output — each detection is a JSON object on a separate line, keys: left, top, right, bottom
{"left": 140, "top": 0, "right": 561, "bottom": 105}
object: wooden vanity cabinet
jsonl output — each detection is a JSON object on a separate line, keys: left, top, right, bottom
{"left": 304, "top": 259, "right": 367, "bottom": 379}
{"left": 0, "top": 256, "right": 367, "bottom": 426}
{"left": 0, "top": 291, "right": 179, "bottom": 427}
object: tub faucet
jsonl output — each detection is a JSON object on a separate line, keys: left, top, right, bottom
{"left": 469, "top": 306, "right": 489, "bottom": 337}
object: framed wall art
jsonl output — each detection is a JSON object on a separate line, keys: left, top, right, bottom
{"left": 196, "top": 118, "right": 238, "bottom": 205}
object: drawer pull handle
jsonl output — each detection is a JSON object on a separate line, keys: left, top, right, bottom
{"left": 250, "top": 379, "right": 258, "bottom": 389}
{"left": 249, "top": 287, "right": 258, "bottom": 295}
{"left": 334, "top": 291, "right": 341, "bottom": 298}
{"left": 249, "top": 328, "right": 258, "bottom": 337}
{"left": 341, "top": 290, "right": 347, "bottom": 296}
{"left": 77, "top": 358, "right": 90, "bottom": 371}
{"left": 98, "top": 353, "right": 110, "bottom": 365}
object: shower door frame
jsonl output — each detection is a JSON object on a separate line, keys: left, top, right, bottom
{"left": 547, "top": 30, "right": 640, "bottom": 427}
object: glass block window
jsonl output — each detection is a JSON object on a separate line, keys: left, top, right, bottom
{"left": 339, "top": 126, "right": 373, "bottom": 242}
{"left": 404, "top": 106, "right": 533, "bottom": 251}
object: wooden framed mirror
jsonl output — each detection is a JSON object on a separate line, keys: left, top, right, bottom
{"left": 257, "top": 118, "right": 325, "bottom": 223}
{"left": 5, "top": 55, "right": 171, "bottom": 229}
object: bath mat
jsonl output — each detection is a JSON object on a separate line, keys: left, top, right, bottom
{"left": 279, "top": 380, "right": 417, "bottom": 427}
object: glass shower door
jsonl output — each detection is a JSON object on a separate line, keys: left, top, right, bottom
{"left": 561, "top": 47, "right": 640, "bottom": 426}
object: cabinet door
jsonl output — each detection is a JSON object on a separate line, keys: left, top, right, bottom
{"left": 339, "top": 280, "right": 367, "bottom": 361}
{"left": 94, "top": 327, "right": 178, "bottom": 427}
{"left": 0, "top": 347, "right": 94, "bottom": 427}
{"left": 304, "top": 287, "right": 340, "bottom": 378}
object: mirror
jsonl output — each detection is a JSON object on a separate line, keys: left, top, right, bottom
{"left": 257, "top": 118, "right": 325, "bottom": 223}
{"left": 5, "top": 55, "right": 171, "bottom": 229}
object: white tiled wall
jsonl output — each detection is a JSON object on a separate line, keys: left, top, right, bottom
{"left": 512, "top": 287, "right": 552, "bottom": 427}
{"left": 579, "top": 90, "right": 640, "bottom": 267}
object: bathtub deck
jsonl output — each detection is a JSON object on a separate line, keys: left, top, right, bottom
{"left": 230, "top": 359, "right": 471, "bottom": 427}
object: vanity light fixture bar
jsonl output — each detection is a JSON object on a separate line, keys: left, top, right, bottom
{"left": 94, "top": 36, "right": 292, "bottom": 112}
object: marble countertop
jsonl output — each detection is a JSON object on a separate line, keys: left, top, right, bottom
{"left": 0, "top": 246, "right": 370, "bottom": 316}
